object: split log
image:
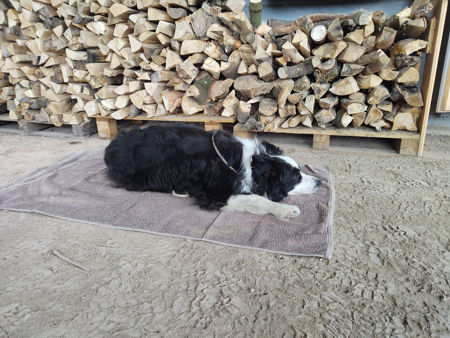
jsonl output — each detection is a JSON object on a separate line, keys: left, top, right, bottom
{"left": 210, "top": 79, "right": 234, "bottom": 100}
{"left": 338, "top": 43, "right": 366, "bottom": 63}
{"left": 315, "top": 108, "right": 336, "bottom": 128}
{"left": 362, "top": 35, "right": 377, "bottom": 53}
{"left": 398, "top": 103, "right": 422, "bottom": 120}
{"left": 378, "top": 100, "right": 394, "bottom": 113}
{"left": 255, "top": 22, "right": 272, "bottom": 36}
{"left": 259, "top": 98, "right": 278, "bottom": 116}
{"left": 370, "top": 119, "right": 391, "bottom": 131}
{"left": 364, "top": 105, "right": 384, "bottom": 125}
{"left": 327, "top": 18, "right": 344, "bottom": 41}
{"left": 395, "top": 55, "right": 421, "bottom": 68}
{"left": 277, "top": 56, "right": 320, "bottom": 79}
{"left": 234, "top": 75, "right": 274, "bottom": 100}
{"left": 176, "top": 59, "right": 199, "bottom": 84}
{"left": 364, "top": 21, "right": 375, "bottom": 38}
{"left": 201, "top": 57, "right": 221, "bottom": 79}
{"left": 345, "top": 29, "right": 364, "bottom": 45}
{"left": 296, "top": 16, "right": 314, "bottom": 34}
{"left": 222, "top": 90, "right": 239, "bottom": 116}
{"left": 181, "top": 95, "right": 205, "bottom": 115}
{"left": 189, "top": 72, "right": 214, "bottom": 104}
{"left": 411, "top": 0, "right": 433, "bottom": 19}
{"left": 341, "top": 64, "right": 364, "bottom": 77}
{"left": 396, "top": 67, "right": 420, "bottom": 85}
{"left": 352, "top": 112, "right": 367, "bottom": 127}
{"left": 367, "top": 85, "right": 390, "bottom": 105}
{"left": 265, "top": 116, "right": 287, "bottom": 131}
{"left": 400, "top": 18, "right": 427, "bottom": 39}
{"left": 259, "top": 115, "right": 276, "bottom": 126}
{"left": 390, "top": 39, "right": 428, "bottom": 56}
{"left": 293, "top": 76, "right": 311, "bottom": 92}
{"left": 364, "top": 53, "right": 390, "bottom": 74}
{"left": 301, "top": 114, "right": 314, "bottom": 128}
{"left": 335, "top": 110, "right": 353, "bottom": 128}
{"left": 204, "top": 99, "right": 225, "bottom": 116}
{"left": 352, "top": 10, "right": 373, "bottom": 25}
{"left": 304, "top": 94, "right": 316, "bottom": 114}
{"left": 282, "top": 42, "right": 304, "bottom": 64}
{"left": 372, "top": 11, "right": 386, "bottom": 33}
{"left": 287, "top": 93, "right": 304, "bottom": 104}
{"left": 311, "top": 25, "right": 327, "bottom": 44}
{"left": 312, "top": 41, "right": 347, "bottom": 59}
{"left": 392, "top": 83, "right": 424, "bottom": 106}
{"left": 319, "top": 95, "right": 339, "bottom": 110}
{"left": 272, "top": 21, "right": 299, "bottom": 37}
{"left": 258, "top": 62, "right": 276, "bottom": 81}
{"left": 379, "top": 68, "right": 400, "bottom": 81}
{"left": 292, "top": 29, "right": 308, "bottom": 47}
{"left": 329, "top": 77, "right": 359, "bottom": 96}
{"left": 272, "top": 79, "right": 294, "bottom": 108}
{"left": 349, "top": 92, "right": 367, "bottom": 103}
{"left": 180, "top": 40, "right": 207, "bottom": 55}
{"left": 392, "top": 112, "right": 418, "bottom": 131}
{"left": 357, "top": 74, "right": 383, "bottom": 89}
{"left": 376, "top": 27, "right": 397, "bottom": 50}
{"left": 311, "top": 83, "right": 330, "bottom": 99}
{"left": 315, "top": 59, "right": 340, "bottom": 83}
{"left": 161, "top": 91, "right": 184, "bottom": 113}
{"left": 111, "top": 106, "right": 131, "bottom": 120}
{"left": 278, "top": 104, "right": 296, "bottom": 118}
{"left": 286, "top": 115, "right": 303, "bottom": 128}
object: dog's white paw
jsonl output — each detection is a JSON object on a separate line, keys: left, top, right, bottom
{"left": 172, "top": 190, "right": 189, "bottom": 198}
{"left": 274, "top": 204, "right": 301, "bottom": 219}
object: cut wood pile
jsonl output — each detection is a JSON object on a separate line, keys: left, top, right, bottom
{"left": 0, "top": 2, "right": 12, "bottom": 115}
{"left": 238, "top": 0, "right": 433, "bottom": 133}
{"left": 0, "top": 0, "right": 433, "bottom": 132}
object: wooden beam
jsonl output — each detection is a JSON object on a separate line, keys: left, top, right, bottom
{"left": 204, "top": 121, "right": 223, "bottom": 131}
{"left": 96, "top": 118, "right": 118, "bottom": 139}
{"left": 233, "top": 124, "right": 252, "bottom": 138}
{"left": 312, "top": 134, "right": 330, "bottom": 151}
{"left": 418, "top": 0, "right": 448, "bottom": 156}
{"left": 396, "top": 138, "right": 420, "bottom": 156}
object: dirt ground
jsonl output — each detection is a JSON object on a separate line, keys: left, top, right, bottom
{"left": 0, "top": 128, "right": 449, "bottom": 337}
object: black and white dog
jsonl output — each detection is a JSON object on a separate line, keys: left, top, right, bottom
{"left": 104, "top": 124, "right": 320, "bottom": 219}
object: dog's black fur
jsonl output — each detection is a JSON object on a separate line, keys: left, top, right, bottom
{"left": 104, "top": 124, "right": 304, "bottom": 210}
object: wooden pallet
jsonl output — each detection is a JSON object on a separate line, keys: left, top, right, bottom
{"left": 94, "top": 114, "right": 236, "bottom": 139}
{"left": 234, "top": 124, "right": 420, "bottom": 155}
{"left": 0, "top": 113, "right": 96, "bottom": 137}
{"left": 235, "top": 0, "right": 448, "bottom": 156}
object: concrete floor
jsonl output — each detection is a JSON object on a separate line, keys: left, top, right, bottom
{"left": 0, "top": 128, "right": 449, "bottom": 337}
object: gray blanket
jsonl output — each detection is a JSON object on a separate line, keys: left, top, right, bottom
{"left": 0, "top": 150, "right": 334, "bottom": 258}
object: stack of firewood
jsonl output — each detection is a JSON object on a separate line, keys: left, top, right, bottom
{"left": 0, "top": 0, "right": 433, "bottom": 132}
{"left": 77, "top": 0, "right": 251, "bottom": 119}
{"left": 0, "top": 2, "right": 12, "bottom": 115}
{"left": 246, "top": 1, "right": 432, "bottom": 132}
{"left": 0, "top": 0, "right": 86, "bottom": 125}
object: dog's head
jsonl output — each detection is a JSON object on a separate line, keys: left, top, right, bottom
{"left": 251, "top": 141, "right": 321, "bottom": 202}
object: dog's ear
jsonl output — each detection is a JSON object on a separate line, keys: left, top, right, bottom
{"left": 261, "top": 140, "right": 283, "bottom": 155}
{"left": 251, "top": 155, "right": 286, "bottom": 202}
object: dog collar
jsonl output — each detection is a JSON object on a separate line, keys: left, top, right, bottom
{"left": 211, "top": 133, "right": 238, "bottom": 174}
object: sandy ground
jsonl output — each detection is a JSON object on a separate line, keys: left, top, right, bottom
{"left": 0, "top": 128, "right": 449, "bottom": 337}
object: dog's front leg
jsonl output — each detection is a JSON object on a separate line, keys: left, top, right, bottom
{"left": 222, "top": 194, "right": 300, "bottom": 219}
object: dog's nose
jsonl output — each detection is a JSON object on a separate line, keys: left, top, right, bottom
{"left": 314, "top": 179, "right": 322, "bottom": 188}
